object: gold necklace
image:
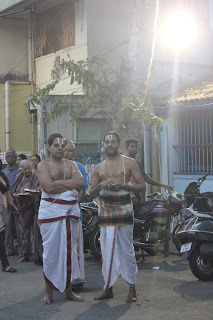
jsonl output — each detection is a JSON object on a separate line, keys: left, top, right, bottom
{"left": 105, "top": 155, "right": 121, "bottom": 182}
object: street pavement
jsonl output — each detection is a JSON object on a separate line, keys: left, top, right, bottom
{"left": 1, "top": 247, "right": 213, "bottom": 320}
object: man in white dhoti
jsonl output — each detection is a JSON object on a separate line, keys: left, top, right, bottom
{"left": 90, "top": 132, "right": 146, "bottom": 303}
{"left": 38, "top": 133, "right": 84, "bottom": 304}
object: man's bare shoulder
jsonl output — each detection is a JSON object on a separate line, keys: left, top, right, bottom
{"left": 93, "top": 162, "right": 103, "bottom": 172}
{"left": 122, "top": 155, "right": 136, "bottom": 164}
{"left": 38, "top": 159, "right": 50, "bottom": 169}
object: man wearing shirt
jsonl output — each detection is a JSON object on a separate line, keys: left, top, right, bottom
{"left": 3, "top": 149, "right": 21, "bottom": 256}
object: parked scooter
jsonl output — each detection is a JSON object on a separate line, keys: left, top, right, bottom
{"left": 175, "top": 173, "right": 213, "bottom": 280}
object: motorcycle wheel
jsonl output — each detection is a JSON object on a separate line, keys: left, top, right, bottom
{"left": 189, "top": 247, "right": 213, "bottom": 281}
{"left": 89, "top": 226, "right": 102, "bottom": 261}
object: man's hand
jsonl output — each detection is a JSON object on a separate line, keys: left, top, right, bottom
{"left": 98, "top": 180, "right": 116, "bottom": 190}
{"left": 164, "top": 184, "right": 173, "bottom": 191}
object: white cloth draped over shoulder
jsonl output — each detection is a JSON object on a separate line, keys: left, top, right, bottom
{"left": 38, "top": 190, "right": 80, "bottom": 292}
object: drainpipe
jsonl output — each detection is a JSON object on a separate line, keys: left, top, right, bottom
{"left": 5, "top": 81, "right": 30, "bottom": 150}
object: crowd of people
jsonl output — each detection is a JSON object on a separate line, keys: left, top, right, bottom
{"left": 0, "top": 132, "right": 172, "bottom": 304}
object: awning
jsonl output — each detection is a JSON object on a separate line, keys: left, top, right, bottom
{"left": 0, "top": 0, "right": 66, "bottom": 19}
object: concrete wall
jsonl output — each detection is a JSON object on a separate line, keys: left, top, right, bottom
{"left": 87, "top": 0, "right": 131, "bottom": 69}
{"left": 75, "top": 0, "right": 87, "bottom": 45}
{"left": 35, "top": 43, "right": 87, "bottom": 94}
{"left": 0, "top": 19, "right": 28, "bottom": 82}
{"left": 172, "top": 174, "right": 213, "bottom": 195}
{"left": 0, "top": 83, "right": 37, "bottom": 155}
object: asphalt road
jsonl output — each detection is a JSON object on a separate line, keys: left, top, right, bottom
{"left": 1, "top": 248, "right": 213, "bottom": 320}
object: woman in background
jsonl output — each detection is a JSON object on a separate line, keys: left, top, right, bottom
{"left": 31, "top": 154, "right": 41, "bottom": 174}
{"left": 0, "top": 159, "right": 17, "bottom": 272}
{"left": 13, "top": 160, "right": 40, "bottom": 262}
{"left": 16, "top": 154, "right": 27, "bottom": 166}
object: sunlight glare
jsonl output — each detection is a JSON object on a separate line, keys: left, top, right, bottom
{"left": 162, "top": 12, "right": 197, "bottom": 51}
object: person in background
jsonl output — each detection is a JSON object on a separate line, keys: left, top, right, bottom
{"left": 31, "top": 154, "right": 42, "bottom": 265}
{"left": 16, "top": 154, "right": 27, "bottom": 166}
{"left": 64, "top": 140, "right": 88, "bottom": 292}
{"left": 0, "top": 159, "right": 17, "bottom": 272}
{"left": 2, "top": 149, "right": 22, "bottom": 256}
{"left": 90, "top": 132, "right": 146, "bottom": 303}
{"left": 125, "top": 138, "right": 172, "bottom": 202}
{"left": 13, "top": 160, "right": 40, "bottom": 262}
{"left": 31, "top": 154, "right": 41, "bottom": 174}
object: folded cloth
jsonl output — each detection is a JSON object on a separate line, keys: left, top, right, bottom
{"left": 99, "top": 189, "right": 133, "bottom": 227}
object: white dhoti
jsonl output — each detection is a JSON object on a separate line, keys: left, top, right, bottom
{"left": 71, "top": 219, "right": 85, "bottom": 286}
{"left": 100, "top": 225, "right": 138, "bottom": 290}
{"left": 38, "top": 190, "right": 80, "bottom": 293}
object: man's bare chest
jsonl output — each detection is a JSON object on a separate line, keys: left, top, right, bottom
{"left": 48, "top": 162, "right": 72, "bottom": 181}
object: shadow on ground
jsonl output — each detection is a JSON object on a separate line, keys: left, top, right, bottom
{"left": 174, "top": 280, "right": 213, "bottom": 301}
{"left": 72, "top": 300, "right": 131, "bottom": 320}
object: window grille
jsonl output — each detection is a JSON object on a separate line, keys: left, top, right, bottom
{"left": 173, "top": 109, "right": 213, "bottom": 173}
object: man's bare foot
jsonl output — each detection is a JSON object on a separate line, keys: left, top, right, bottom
{"left": 65, "top": 286, "right": 84, "bottom": 302}
{"left": 41, "top": 281, "right": 53, "bottom": 304}
{"left": 41, "top": 294, "right": 52, "bottom": 305}
{"left": 126, "top": 286, "right": 137, "bottom": 303}
{"left": 94, "top": 287, "right": 113, "bottom": 300}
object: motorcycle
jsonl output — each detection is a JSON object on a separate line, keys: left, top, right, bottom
{"left": 133, "top": 190, "right": 185, "bottom": 258}
{"left": 80, "top": 201, "right": 100, "bottom": 260}
{"left": 82, "top": 189, "right": 185, "bottom": 261}
{"left": 175, "top": 173, "right": 213, "bottom": 280}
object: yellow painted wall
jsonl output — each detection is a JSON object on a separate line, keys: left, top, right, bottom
{"left": 35, "top": 44, "right": 87, "bottom": 95}
{"left": 0, "top": 83, "right": 37, "bottom": 155}
{"left": 0, "top": 84, "right": 6, "bottom": 153}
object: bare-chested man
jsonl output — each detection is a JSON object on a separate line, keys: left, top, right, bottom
{"left": 90, "top": 132, "right": 146, "bottom": 303}
{"left": 38, "top": 133, "right": 84, "bottom": 304}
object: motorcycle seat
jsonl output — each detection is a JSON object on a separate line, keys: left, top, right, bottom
{"left": 135, "top": 201, "right": 168, "bottom": 219}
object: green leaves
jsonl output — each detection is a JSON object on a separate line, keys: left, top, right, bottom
{"left": 29, "top": 56, "right": 163, "bottom": 130}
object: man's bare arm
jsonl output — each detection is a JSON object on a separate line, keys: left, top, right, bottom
{"left": 143, "top": 172, "right": 172, "bottom": 190}
{"left": 38, "top": 161, "right": 83, "bottom": 194}
{"left": 78, "top": 189, "right": 86, "bottom": 204}
{"left": 90, "top": 164, "right": 101, "bottom": 200}
{"left": 117, "top": 159, "right": 146, "bottom": 193}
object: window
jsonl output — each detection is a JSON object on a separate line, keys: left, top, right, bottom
{"left": 173, "top": 109, "right": 213, "bottom": 173}
{"left": 36, "top": 2, "right": 75, "bottom": 57}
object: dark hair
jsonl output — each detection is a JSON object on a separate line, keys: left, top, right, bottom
{"left": 125, "top": 138, "right": 138, "bottom": 148}
{"left": 0, "top": 159, "right": 2, "bottom": 169}
{"left": 47, "top": 133, "right": 66, "bottom": 146}
{"left": 104, "top": 132, "right": 120, "bottom": 144}
{"left": 5, "top": 149, "right": 17, "bottom": 157}
{"left": 17, "top": 153, "right": 27, "bottom": 160}
{"left": 32, "top": 154, "right": 41, "bottom": 162}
